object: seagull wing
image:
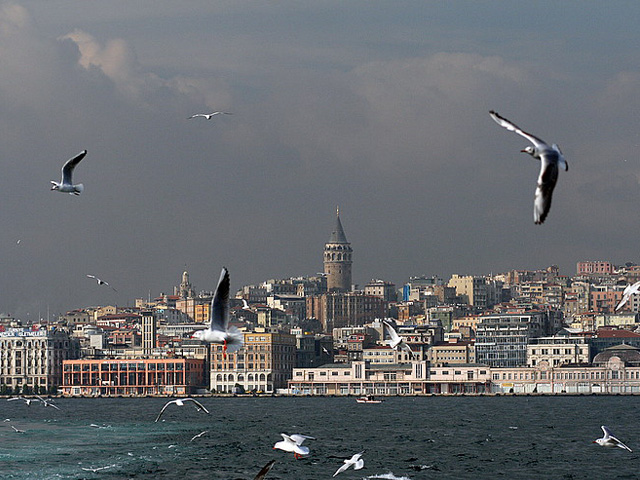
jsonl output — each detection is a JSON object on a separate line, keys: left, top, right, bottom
{"left": 616, "top": 293, "right": 630, "bottom": 312}
{"left": 185, "top": 398, "right": 210, "bottom": 414}
{"left": 290, "top": 434, "right": 315, "bottom": 445}
{"left": 489, "top": 111, "right": 548, "bottom": 149}
{"left": 333, "top": 463, "right": 350, "bottom": 477}
{"left": 154, "top": 400, "right": 175, "bottom": 422}
{"left": 209, "top": 267, "right": 230, "bottom": 331}
{"left": 61, "top": 150, "right": 87, "bottom": 185}
{"left": 610, "top": 435, "right": 633, "bottom": 452}
{"left": 400, "top": 341, "right": 416, "bottom": 358}
{"left": 188, "top": 114, "right": 206, "bottom": 119}
{"left": 533, "top": 153, "right": 559, "bottom": 225}
{"left": 253, "top": 460, "right": 276, "bottom": 480}
{"left": 383, "top": 320, "right": 400, "bottom": 344}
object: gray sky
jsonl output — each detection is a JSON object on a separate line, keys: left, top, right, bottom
{"left": 2, "top": 1, "right": 640, "bottom": 318}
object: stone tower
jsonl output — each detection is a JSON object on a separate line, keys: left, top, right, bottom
{"left": 176, "top": 270, "right": 195, "bottom": 298}
{"left": 323, "top": 207, "right": 352, "bottom": 292}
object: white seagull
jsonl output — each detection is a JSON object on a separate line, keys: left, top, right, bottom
{"left": 192, "top": 267, "right": 243, "bottom": 355}
{"left": 593, "top": 426, "right": 632, "bottom": 452}
{"left": 615, "top": 281, "right": 640, "bottom": 312}
{"left": 188, "top": 111, "right": 232, "bottom": 119}
{"left": 7, "top": 396, "right": 36, "bottom": 406}
{"left": 36, "top": 395, "right": 60, "bottom": 410}
{"left": 190, "top": 430, "right": 208, "bottom": 442}
{"left": 383, "top": 320, "right": 415, "bottom": 358}
{"left": 273, "top": 433, "right": 315, "bottom": 459}
{"left": 333, "top": 451, "right": 365, "bottom": 477}
{"left": 51, "top": 150, "right": 87, "bottom": 195}
{"left": 241, "top": 299, "right": 252, "bottom": 310}
{"left": 154, "top": 398, "right": 210, "bottom": 423}
{"left": 489, "top": 110, "right": 568, "bottom": 224}
{"left": 11, "top": 425, "right": 25, "bottom": 433}
{"left": 86, "top": 274, "right": 117, "bottom": 292}
{"left": 254, "top": 460, "right": 276, "bottom": 480}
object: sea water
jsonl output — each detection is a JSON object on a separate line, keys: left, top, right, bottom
{"left": 1, "top": 396, "right": 639, "bottom": 479}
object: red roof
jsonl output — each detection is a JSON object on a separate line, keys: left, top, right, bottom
{"left": 597, "top": 329, "right": 640, "bottom": 338}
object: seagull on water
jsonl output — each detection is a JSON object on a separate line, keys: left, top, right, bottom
{"left": 154, "top": 398, "right": 210, "bottom": 423}
{"left": 192, "top": 267, "right": 243, "bottom": 356}
{"left": 11, "top": 425, "right": 25, "bottom": 433}
{"left": 51, "top": 150, "right": 87, "bottom": 195}
{"left": 188, "top": 111, "right": 232, "bottom": 119}
{"left": 383, "top": 320, "right": 415, "bottom": 359}
{"left": 333, "top": 451, "right": 365, "bottom": 477}
{"left": 489, "top": 110, "right": 568, "bottom": 224}
{"left": 87, "top": 274, "right": 117, "bottom": 292}
{"left": 254, "top": 460, "right": 276, "bottom": 480}
{"left": 615, "top": 281, "right": 640, "bottom": 312}
{"left": 593, "top": 426, "right": 632, "bottom": 452}
{"left": 273, "top": 433, "right": 315, "bottom": 459}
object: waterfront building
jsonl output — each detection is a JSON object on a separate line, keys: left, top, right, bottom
{"left": 209, "top": 331, "right": 296, "bottom": 393}
{"left": 288, "top": 361, "right": 490, "bottom": 395}
{"left": 323, "top": 208, "right": 352, "bottom": 293}
{"left": 589, "top": 328, "right": 640, "bottom": 356}
{"left": 0, "top": 328, "right": 79, "bottom": 393}
{"left": 61, "top": 357, "right": 206, "bottom": 396}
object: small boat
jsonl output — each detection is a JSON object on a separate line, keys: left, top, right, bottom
{"left": 355, "top": 395, "right": 383, "bottom": 404}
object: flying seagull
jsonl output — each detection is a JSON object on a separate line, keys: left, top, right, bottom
{"left": 51, "top": 150, "right": 87, "bottom": 195}
{"left": 383, "top": 320, "right": 415, "bottom": 359}
{"left": 254, "top": 460, "right": 276, "bottom": 480}
{"left": 11, "top": 425, "right": 25, "bottom": 434}
{"left": 7, "top": 396, "right": 35, "bottom": 406}
{"left": 192, "top": 267, "right": 244, "bottom": 355}
{"left": 36, "top": 396, "right": 60, "bottom": 410}
{"left": 273, "top": 433, "right": 315, "bottom": 459}
{"left": 333, "top": 451, "right": 365, "bottom": 477}
{"left": 190, "top": 430, "right": 208, "bottom": 442}
{"left": 615, "top": 281, "right": 640, "bottom": 312}
{"left": 188, "top": 111, "right": 232, "bottom": 119}
{"left": 154, "top": 398, "right": 210, "bottom": 423}
{"left": 489, "top": 110, "right": 568, "bottom": 224}
{"left": 593, "top": 426, "right": 632, "bottom": 452}
{"left": 86, "top": 274, "right": 117, "bottom": 292}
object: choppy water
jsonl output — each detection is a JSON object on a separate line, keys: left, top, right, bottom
{"left": 1, "top": 396, "right": 640, "bottom": 479}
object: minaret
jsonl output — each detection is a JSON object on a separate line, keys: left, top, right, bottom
{"left": 323, "top": 207, "right": 353, "bottom": 292}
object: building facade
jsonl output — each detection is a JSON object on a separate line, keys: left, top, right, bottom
{"left": 209, "top": 331, "right": 296, "bottom": 393}
{"left": 0, "top": 328, "right": 79, "bottom": 393}
{"left": 61, "top": 357, "right": 206, "bottom": 396}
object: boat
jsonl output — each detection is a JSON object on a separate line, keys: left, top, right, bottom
{"left": 355, "top": 395, "right": 383, "bottom": 404}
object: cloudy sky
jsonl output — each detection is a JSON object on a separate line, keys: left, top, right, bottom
{"left": 1, "top": 1, "right": 640, "bottom": 318}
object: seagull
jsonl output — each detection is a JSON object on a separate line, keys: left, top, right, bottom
{"left": 333, "top": 451, "right": 365, "bottom": 477}
{"left": 7, "top": 396, "right": 35, "bottom": 406}
{"left": 190, "top": 430, "right": 208, "bottom": 442}
{"left": 86, "top": 274, "right": 117, "bottom": 292}
{"left": 254, "top": 460, "right": 276, "bottom": 480}
{"left": 615, "top": 281, "right": 640, "bottom": 312}
{"left": 593, "top": 426, "right": 632, "bottom": 452}
{"left": 241, "top": 299, "right": 252, "bottom": 310}
{"left": 192, "top": 267, "right": 244, "bottom": 356}
{"left": 154, "top": 398, "right": 210, "bottom": 423}
{"left": 36, "top": 396, "right": 60, "bottom": 410}
{"left": 81, "top": 465, "right": 117, "bottom": 473}
{"left": 188, "top": 111, "right": 232, "bottom": 119}
{"left": 50, "top": 150, "right": 87, "bottom": 195}
{"left": 489, "top": 110, "right": 568, "bottom": 224}
{"left": 273, "top": 433, "right": 315, "bottom": 459}
{"left": 11, "top": 425, "right": 25, "bottom": 433}
{"left": 383, "top": 320, "right": 415, "bottom": 358}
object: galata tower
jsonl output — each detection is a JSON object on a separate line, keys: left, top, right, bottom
{"left": 323, "top": 207, "right": 352, "bottom": 292}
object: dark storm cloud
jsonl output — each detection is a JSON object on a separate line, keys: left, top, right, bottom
{"left": 2, "top": 2, "right": 640, "bottom": 319}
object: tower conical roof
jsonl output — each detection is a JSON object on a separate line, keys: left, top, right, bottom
{"left": 328, "top": 208, "right": 349, "bottom": 244}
